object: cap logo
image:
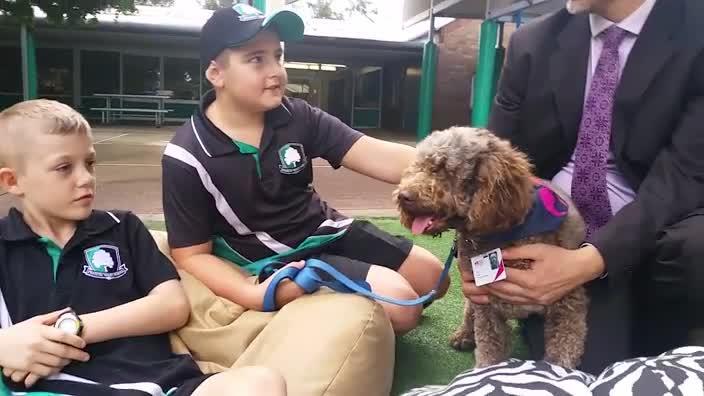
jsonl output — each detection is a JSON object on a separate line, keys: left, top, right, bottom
{"left": 232, "top": 4, "right": 265, "bottom": 22}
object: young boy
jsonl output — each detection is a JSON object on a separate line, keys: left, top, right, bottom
{"left": 161, "top": 4, "right": 450, "bottom": 334}
{"left": 0, "top": 99, "right": 286, "bottom": 395}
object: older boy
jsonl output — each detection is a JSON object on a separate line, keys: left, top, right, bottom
{"left": 162, "top": 4, "right": 448, "bottom": 334}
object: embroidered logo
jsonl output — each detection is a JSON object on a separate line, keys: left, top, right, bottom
{"left": 278, "top": 143, "right": 307, "bottom": 175}
{"left": 83, "top": 245, "right": 128, "bottom": 280}
{"left": 232, "top": 4, "right": 265, "bottom": 22}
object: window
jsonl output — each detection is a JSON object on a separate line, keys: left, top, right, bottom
{"left": 123, "top": 55, "right": 160, "bottom": 95}
{"left": 163, "top": 57, "right": 199, "bottom": 100}
{"left": 37, "top": 48, "right": 73, "bottom": 98}
{"left": 354, "top": 66, "right": 382, "bottom": 108}
{"left": 81, "top": 50, "right": 120, "bottom": 95}
{"left": 0, "top": 47, "right": 22, "bottom": 94}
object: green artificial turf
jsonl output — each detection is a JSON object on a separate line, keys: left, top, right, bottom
{"left": 365, "top": 218, "right": 527, "bottom": 395}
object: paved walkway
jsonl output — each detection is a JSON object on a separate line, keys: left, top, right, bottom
{"left": 0, "top": 125, "right": 415, "bottom": 220}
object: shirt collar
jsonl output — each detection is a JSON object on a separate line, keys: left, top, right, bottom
{"left": 0, "top": 208, "right": 120, "bottom": 242}
{"left": 195, "top": 90, "right": 293, "bottom": 158}
{"left": 589, "top": 0, "right": 657, "bottom": 37}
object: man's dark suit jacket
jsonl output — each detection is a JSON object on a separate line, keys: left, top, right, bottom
{"left": 488, "top": 0, "right": 704, "bottom": 286}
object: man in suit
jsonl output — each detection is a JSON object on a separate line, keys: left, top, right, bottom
{"left": 461, "top": 0, "right": 704, "bottom": 374}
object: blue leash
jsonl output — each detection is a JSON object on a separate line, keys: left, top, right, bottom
{"left": 261, "top": 237, "right": 457, "bottom": 312}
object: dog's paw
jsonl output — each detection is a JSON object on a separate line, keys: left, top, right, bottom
{"left": 449, "top": 326, "right": 476, "bottom": 351}
{"left": 544, "top": 354, "right": 581, "bottom": 370}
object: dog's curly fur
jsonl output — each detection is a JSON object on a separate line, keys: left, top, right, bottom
{"left": 393, "top": 126, "right": 589, "bottom": 369}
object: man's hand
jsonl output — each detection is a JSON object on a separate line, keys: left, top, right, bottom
{"left": 0, "top": 308, "right": 90, "bottom": 388}
{"left": 458, "top": 264, "right": 491, "bottom": 305}
{"left": 485, "top": 244, "right": 605, "bottom": 305}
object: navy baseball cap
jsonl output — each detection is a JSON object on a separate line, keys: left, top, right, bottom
{"left": 200, "top": 3, "right": 304, "bottom": 67}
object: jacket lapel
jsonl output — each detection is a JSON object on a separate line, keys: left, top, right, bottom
{"left": 615, "top": 0, "right": 681, "bottom": 107}
{"left": 611, "top": 0, "right": 681, "bottom": 152}
{"left": 549, "top": 13, "right": 591, "bottom": 146}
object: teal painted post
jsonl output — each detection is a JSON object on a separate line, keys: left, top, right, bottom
{"left": 252, "top": 0, "right": 266, "bottom": 12}
{"left": 20, "top": 24, "right": 38, "bottom": 100}
{"left": 416, "top": 9, "right": 438, "bottom": 142}
{"left": 470, "top": 20, "right": 501, "bottom": 128}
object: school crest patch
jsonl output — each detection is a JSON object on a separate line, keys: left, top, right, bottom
{"left": 83, "top": 245, "right": 128, "bottom": 280}
{"left": 278, "top": 143, "right": 307, "bottom": 175}
{"left": 232, "top": 4, "right": 264, "bottom": 22}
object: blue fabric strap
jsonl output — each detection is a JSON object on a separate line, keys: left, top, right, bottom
{"left": 262, "top": 241, "right": 457, "bottom": 312}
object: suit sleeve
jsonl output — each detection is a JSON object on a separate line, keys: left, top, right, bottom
{"left": 591, "top": 51, "right": 704, "bottom": 286}
{"left": 488, "top": 30, "right": 530, "bottom": 139}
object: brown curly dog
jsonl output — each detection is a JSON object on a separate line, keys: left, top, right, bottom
{"left": 393, "top": 126, "right": 589, "bottom": 369}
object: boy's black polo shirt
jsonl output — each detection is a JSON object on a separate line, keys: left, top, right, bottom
{"left": 0, "top": 209, "right": 202, "bottom": 395}
{"left": 162, "top": 91, "right": 364, "bottom": 274}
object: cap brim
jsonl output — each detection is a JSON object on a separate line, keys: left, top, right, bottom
{"left": 262, "top": 10, "right": 305, "bottom": 43}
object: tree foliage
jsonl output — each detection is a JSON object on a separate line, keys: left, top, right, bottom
{"left": 135, "top": 0, "right": 175, "bottom": 8}
{"left": 305, "top": 0, "right": 343, "bottom": 20}
{"left": 198, "top": 0, "right": 377, "bottom": 21}
{"left": 304, "top": 0, "right": 377, "bottom": 21}
{"left": 0, "top": 0, "right": 139, "bottom": 24}
{"left": 199, "top": 0, "right": 233, "bottom": 11}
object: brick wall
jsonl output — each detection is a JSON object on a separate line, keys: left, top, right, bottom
{"left": 432, "top": 19, "right": 515, "bottom": 130}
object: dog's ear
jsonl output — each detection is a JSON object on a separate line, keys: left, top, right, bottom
{"left": 465, "top": 137, "right": 535, "bottom": 233}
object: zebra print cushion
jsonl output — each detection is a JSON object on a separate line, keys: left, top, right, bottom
{"left": 401, "top": 347, "right": 704, "bottom": 396}
{"left": 590, "top": 347, "right": 704, "bottom": 396}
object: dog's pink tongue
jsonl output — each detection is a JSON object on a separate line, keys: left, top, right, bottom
{"left": 411, "top": 216, "right": 434, "bottom": 235}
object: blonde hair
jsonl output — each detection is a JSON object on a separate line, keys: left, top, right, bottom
{"left": 0, "top": 99, "right": 91, "bottom": 168}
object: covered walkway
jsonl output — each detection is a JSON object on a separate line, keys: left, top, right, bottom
{"left": 405, "top": 0, "right": 566, "bottom": 139}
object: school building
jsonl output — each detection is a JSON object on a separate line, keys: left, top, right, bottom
{"left": 0, "top": 0, "right": 564, "bottom": 137}
{"left": 0, "top": 5, "right": 425, "bottom": 134}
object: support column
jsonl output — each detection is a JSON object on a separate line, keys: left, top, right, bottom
{"left": 252, "top": 0, "right": 266, "bottom": 12}
{"left": 416, "top": 7, "right": 437, "bottom": 141}
{"left": 20, "top": 24, "right": 38, "bottom": 100}
{"left": 470, "top": 20, "right": 501, "bottom": 128}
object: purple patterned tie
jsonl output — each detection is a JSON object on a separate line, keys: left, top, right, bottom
{"left": 572, "top": 26, "right": 629, "bottom": 238}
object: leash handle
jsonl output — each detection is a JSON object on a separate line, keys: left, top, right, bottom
{"left": 262, "top": 266, "right": 308, "bottom": 312}
{"left": 261, "top": 236, "right": 457, "bottom": 311}
{"left": 305, "top": 259, "right": 440, "bottom": 306}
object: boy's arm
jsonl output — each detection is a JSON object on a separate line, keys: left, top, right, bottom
{"left": 79, "top": 212, "right": 189, "bottom": 344}
{"left": 340, "top": 136, "right": 416, "bottom": 184}
{"left": 171, "top": 243, "right": 304, "bottom": 311}
{"left": 80, "top": 280, "right": 188, "bottom": 344}
{"left": 303, "top": 100, "right": 415, "bottom": 184}
{"left": 163, "top": 148, "right": 303, "bottom": 310}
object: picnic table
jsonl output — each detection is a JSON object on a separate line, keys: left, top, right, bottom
{"left": 91, "top": 93, "right": 173, "bottom": 127}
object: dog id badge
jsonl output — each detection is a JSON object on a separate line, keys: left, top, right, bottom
{"left": 471, "top": 248, "right": 507, "bottom": 287}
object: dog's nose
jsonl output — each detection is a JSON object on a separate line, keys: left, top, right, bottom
{"left": 398, "top": 190, "right": 416, "bottom": 205}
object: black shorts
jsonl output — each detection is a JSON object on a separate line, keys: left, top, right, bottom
{"left": 293, "top": 220, "right": 414, "bottom": 281}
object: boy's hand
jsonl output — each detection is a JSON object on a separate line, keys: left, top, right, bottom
{"left": 254, "top": 261, "right": 306, "bottom": 310}
{"left": 3, "top": 370, "right": 42, "bottom": 389}
{"left": 0, "top": 308, "right": 90, "bottom": 387}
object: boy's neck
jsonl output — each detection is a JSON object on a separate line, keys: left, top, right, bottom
{"left": 21, "top": 205, "right": 78, "bottom": 248}
{"left": 207, "top": 94, "right": 266, "bottom": 147}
